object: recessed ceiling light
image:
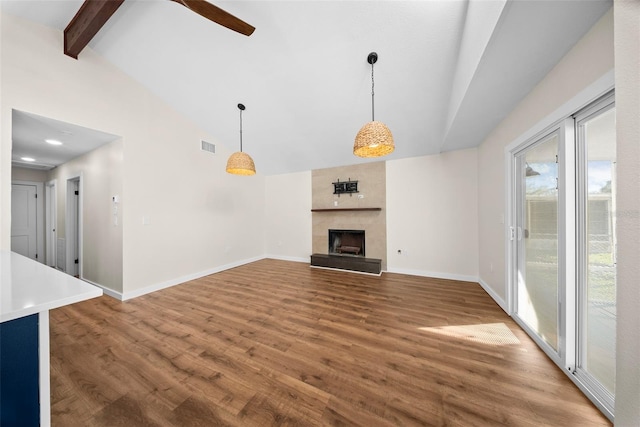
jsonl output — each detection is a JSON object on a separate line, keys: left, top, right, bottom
{"left": 45, "top": 139, "right": 63, "bottom": 146}
{"left": 21, "top": 157, "right": 36, "bottom": 162}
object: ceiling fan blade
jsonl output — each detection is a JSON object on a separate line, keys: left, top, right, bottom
{"left": 170, "top": 0, "right": 255, "bottom": 36}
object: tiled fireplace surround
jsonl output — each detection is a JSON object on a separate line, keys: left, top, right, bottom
{"left": 311, "top": 161, "right": 387, "bottom": 271}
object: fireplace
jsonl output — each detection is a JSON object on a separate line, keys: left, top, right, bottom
{"left": 312, "top": 228, "right": 379, "bottom": 274}
{"left": 329, "top": 229, "right": 365, "bottom": 257}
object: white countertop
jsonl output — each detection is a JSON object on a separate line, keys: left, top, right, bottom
{"left": 0, "top": 250, "right": 102, "bottom": 323}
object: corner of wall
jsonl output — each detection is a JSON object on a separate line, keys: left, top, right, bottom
{"left": 613, "top": 0, "right": 640, "bottom": 424}
{"left": 478, "top": 277, "right": 509, "bottom": 314}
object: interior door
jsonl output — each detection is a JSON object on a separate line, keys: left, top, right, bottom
{"left": 11, "top": 184, "right": 38, "bottom": 260}
{"left": 514, "top": 131, "right": 560, "bottom": 353}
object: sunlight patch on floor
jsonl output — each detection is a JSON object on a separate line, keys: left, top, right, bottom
{"left": 418, "top": 322, "right": 521, "bottom": 346}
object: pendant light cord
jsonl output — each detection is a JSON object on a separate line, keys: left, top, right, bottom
{"left": 371, "top": 60, "right": 375, "bottom": 121}
{"left": 239, "top": 108, "right": 243, "bottom": 152}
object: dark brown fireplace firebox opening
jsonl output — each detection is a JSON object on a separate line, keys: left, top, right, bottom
{"left": 329, "top": 229, "right": 365, "bottom": 257}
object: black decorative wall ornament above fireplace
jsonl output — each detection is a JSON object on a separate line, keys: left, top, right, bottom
{"left": 332, "top": 178, "right": 358, "bottom": 196}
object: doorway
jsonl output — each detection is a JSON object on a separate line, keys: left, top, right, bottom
{"left": 10, "top": 109, "right": 123, "bottom": 293}
{"left": 11, "top": 183, "right": 38, "bottom": 260}
{"left": 11, "top": 181, "right": 44, "bottom": 261}
{"left": 45, "top": 180, "right": 57, "bottom": 267}
{"left": 66, "top": 177, "right": 81, "bottom": 277}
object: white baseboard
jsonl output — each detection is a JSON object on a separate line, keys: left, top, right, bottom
{"left": 386, "top": 267, "right": 478, "bottom": 284}
{"left": 120, "top": 256, "right": 265, "bottom": 301}
{"left": 478, "top": 277, "right": 509, "bottom": 314}
{"left": 85, "top": 256, "right": 308, "bottom": 301}
{"left": 81, "top": 278, "right": 123, "bottom": 300}
{"left": 89, "top": 255, "right": 305, "bottom": 302}
{"left": 264, "top": 254, "right": 309, "bottom": 263}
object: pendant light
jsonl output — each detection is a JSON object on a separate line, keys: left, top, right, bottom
{"left": 353, "top": 52, "right": 395, "bottom": 158}
{"left": 226, "top": 103, "right": 256, "bottom": 175}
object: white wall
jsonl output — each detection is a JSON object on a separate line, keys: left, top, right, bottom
{"left": 120, "top": 93, "right": 266, "bottom": 296}
{"left": 265, "top": 171, "right": 312, "bottom": 262}
{"left": 477, "top": 9, "right": 614, "bottom": 303}
{"left": 386, "top": 148, "right": 478, "bottom": 281}
{"left": 267, "top": 152, "right": 479, "bottom": 281}
{"left": 614, "top": 1, "right": 640, "bottom": 424}
{"left": 11, "top": 167, "right": 47, "bottom": 183}
{"left": 0, "top": 8, "right": 4, "bottom": 248}
{"left": 46, "top": 139, "right": 123, "bottom": 293}
{"left": 0, "top": 13, "right": 266, "bottom": 297}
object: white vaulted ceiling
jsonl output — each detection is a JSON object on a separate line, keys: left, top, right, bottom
{"left": 2, "top": 0, "right": 611, "bottom": 175}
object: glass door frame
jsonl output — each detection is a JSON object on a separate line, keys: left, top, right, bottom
{"left": 504, "top": 89, "right": 615, "bottom": 422}
{"left": 574, "top": 92, "right": 616, "bottom": 414}
{"left": 507, "top": 120, "right": 574, "bottom": 368}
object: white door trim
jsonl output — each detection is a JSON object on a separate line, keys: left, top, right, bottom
{"left": 45, "top": 180, "right": 57, "bottom": 268}
{"left": 65, "top": 175, "right": 82, "bottom": 277}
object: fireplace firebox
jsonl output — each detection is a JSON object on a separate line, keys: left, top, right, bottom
{"left": 328, "top": 229, "right": 365, "bottom": 257}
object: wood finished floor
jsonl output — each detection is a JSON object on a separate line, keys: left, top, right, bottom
{"left": 50, "top": 259, "right": 611, "bottom": 426}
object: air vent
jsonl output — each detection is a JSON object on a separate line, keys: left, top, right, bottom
{"left": 201, "top": 140, "right": 216, "bottom": 154}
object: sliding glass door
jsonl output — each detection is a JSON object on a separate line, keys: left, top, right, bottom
{"left": 514, "top": 131, "right": 560, "bottom": 354}
{"left": 509, "top": 91, "right": 616, "bottom": 420}
{"left": 575, "top": 95, "right": 616, "bottom": 409}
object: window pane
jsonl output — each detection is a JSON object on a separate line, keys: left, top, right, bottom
{"left": 518, "top": 133, "right": 559, "bottom": 351}
{"left": 583, "top": 107, "right": 616, "bottom": 394}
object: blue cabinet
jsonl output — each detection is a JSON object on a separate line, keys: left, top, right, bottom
{"left": 0, "top": 313, "right": 40, "bottom": 426}
{"left": 0, "top": 250, "right": 103, "bottom": 426}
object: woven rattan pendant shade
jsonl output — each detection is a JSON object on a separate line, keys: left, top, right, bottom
{"left": 353, "top": 52, "right": 394, "bottom": 158}
{"left": 226, "top": 103, "right": 256, "bottom": 175}
{"left": 354, "top": 121, "right": 394, "bottom": 157}
{"left": 226, "top": 151, "right": 256, "bottom": 175}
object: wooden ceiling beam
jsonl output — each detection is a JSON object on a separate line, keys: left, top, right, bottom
{"left": 169, "top": 0, "right": 255, "bottom": 36}
{"left": 64, "top": 0, "right": 125, "bottom": 59}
